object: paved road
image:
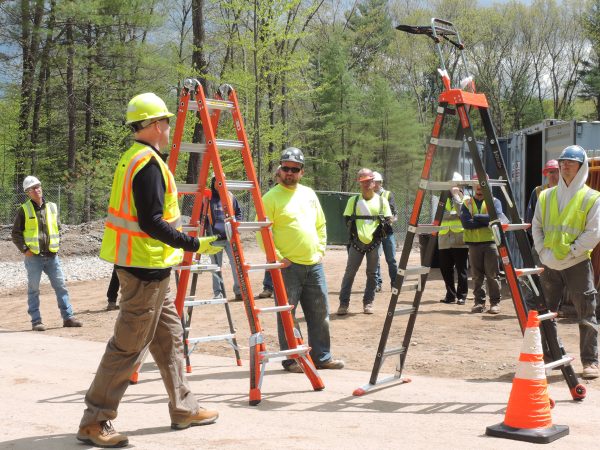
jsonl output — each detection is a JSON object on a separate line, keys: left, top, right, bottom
{"left": 0, "top": 330, "right": 598, "bottom": 449}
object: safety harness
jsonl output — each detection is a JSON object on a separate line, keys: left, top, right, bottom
{"left": 346, "top": 194, "right": 391, "bottom": 254}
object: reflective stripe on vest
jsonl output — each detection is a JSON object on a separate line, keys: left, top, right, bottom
{"left": 463, "top": 198, "right": 493, "bottom": 243}
{"left": 99, "top": 142, "right": 183, "bottom": 268}
{"left": 439, "top": 198, "right": 464, "bottom": 235}
{"left": 539, "top": 185, "right": 600, "bottom": 260}
{"left": 22, "top": 200, "right": 60, "bottom": 254}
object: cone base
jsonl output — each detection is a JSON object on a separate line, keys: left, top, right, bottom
{"left": 486, "top": 422, "right": 569, "bottom": 444}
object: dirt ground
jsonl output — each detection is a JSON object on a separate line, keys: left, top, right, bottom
{"left": 1, "top": 240, "right": 597, "bottom": 395}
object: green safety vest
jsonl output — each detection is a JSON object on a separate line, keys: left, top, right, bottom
{"left": 539, "top": 185, "right": 600, "bottom": 260}
{"left": 463, "top": 197, "right": 493, "bottom": 243}
{"left": 439, "top": 198, "right": 464, "bottom": 235}
{"left": 100, "top": 142, "right": 183, "bottom": 268}
{"left": 22, "top": 200, "right": 59, "bottom": 254}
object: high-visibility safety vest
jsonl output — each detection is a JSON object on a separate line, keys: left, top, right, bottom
{"left": 22, "top": 200, "right": 59, "bottom": 254}
{"left": 462, "top": 197, "right": 493, "bottom": 243}
{"left": 539, "top": 185, "right": 600, "bottom": 260}
{"left": 100, "top": 142, "right": 183, "bottom": 268}
{"left": 439, "top": 199, "right": 464, "bottom": 235}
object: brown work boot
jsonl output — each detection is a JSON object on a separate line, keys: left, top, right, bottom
{"left": 582, "top": 363, "right": 599, "bottom": 379}
{"left": 32, "top": 321, "right": 46, "bottom": 331}
{"left": 63, "top": 317, "right": 82, "bottom": 327}
{"left": 283, "top": 361, "right": 304, "bottom": 373}
{"left": 77, "top": 421, "right": 128, "bottom": 448}
{"left": 316, "top": 358, "right": 345, "bottom": 370}
{"left": 258, "top": 288, "right": 273, "bottom": 299}
{"left": 171, "top": 407, "right": 219, "bottom": 430}
{"left": 106, "top": 302, "right": 119, "bottom": 311}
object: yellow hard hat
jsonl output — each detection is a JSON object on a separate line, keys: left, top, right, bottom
{"left": 126, "top": 93, "right": 174, "bottom": 125}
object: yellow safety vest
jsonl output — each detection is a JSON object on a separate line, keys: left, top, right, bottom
{"left": 539, "top": 185, "right": 600, "bottom": 260}
{"left": 463, "top": 197, "right": 493, "bottom": 243}
{"left": 439, "top": 199, "right": 464, "bottom": 235}
{"left": 22, "top": 200, "right": 59, "bottom": 254}
{"left": 100, "top": 142, "right": 183, "bottom": 268}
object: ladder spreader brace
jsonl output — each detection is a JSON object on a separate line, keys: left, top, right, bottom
{"left": 353, "top": 18, "right": 586, "bottom": 401}
{"left": 169, "top": 79, "right": 324, "bottom": 405}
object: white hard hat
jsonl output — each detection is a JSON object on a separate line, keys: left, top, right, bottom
{"left": 23, "top": 176, "right": 41, "bottom": 192}
{"left": 452, "top": 172, "right": 463, "bottom": 181}
{"left": 372, "top": 171, "right": 383, "bottom": 182}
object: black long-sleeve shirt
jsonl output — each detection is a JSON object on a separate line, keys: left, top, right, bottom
{"left": 118, "top": 142, "right": 199, "bottom": 281}
{"left": 12, "top": 198, "right": 59, "bottom": 256}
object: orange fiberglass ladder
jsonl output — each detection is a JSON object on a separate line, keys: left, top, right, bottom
{"left": 353, "top": 19, "right": 586, "bottom": 401}
{"left": 168, "top": 79, "right": 324, "bottom": 405}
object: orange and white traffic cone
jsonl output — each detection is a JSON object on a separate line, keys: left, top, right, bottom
{"left": 486, "top": 310, "right": 569, "bottom": 443}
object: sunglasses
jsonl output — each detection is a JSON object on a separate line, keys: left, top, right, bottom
{"left": 280, "top": 166, "right": 302, "bottom": 173}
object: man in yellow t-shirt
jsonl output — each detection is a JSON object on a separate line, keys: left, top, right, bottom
{"left": 259, "top": 147, "right": 344, "bottom": 373}
{"left": 337, "top": 168, "right": 392, "bottom": 315}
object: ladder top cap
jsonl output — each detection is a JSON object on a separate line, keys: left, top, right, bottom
{"left": 396, "top": 24, "right": 456, "bottom": 37}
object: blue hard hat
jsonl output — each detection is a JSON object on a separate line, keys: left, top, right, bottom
{"left": 558, "top": 145, "right": 586, "bottom": 164}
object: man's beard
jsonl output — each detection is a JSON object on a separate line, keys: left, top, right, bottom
{"left": 282, "top": 177, "right": 298, "bottom": 187}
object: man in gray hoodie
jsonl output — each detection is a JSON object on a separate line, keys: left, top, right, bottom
{"left": 532, "top": 145, "right": 600, "bottom": 379}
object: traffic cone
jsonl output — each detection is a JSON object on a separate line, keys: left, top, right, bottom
{"left": 486, "top": 310, "right": 569, "bottom": 443}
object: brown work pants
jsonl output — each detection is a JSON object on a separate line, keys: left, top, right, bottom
{"left": 80, "top": 269, "right": 199, "bottom": 427}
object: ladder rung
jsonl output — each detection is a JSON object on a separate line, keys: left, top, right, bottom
{"left": 188, "top": 99, "right": 235, "bottom": 111}
{"left": 409, "top": 224, "right": 448, "bottom": 234}
{"left": 260, "top": 345, "right": 310, "bottom": 362}
{"left": 181, "top": 225, "right": 199, "bottom": 233}
{"left": 179, "top": 143, "right": 206, "bottom": 154}
{"left": 398, "top": 265, "right": 430, "bottom": 276}
{"left": 538, "top": 311, "right": 558, "bottom": 321}
{"left": 184, "top": 297, "right": 228, "bottom": 307}
{"left": 176, "top": 183, "right": 201, "bottom": 194}
{"left": 246, "top": 262, "right": 284, "bottom": 272}
{"left": 502, "top": 223, "right": 531, "bottom": 231}
{"left": 175, "top": 264, "right": 221, "bottom": 273}
{"left": 178, "top": 139, "right": 244, "bottom": 154}
{"left": 235, "top": 221, "right": 271, "bottom": 232}
{"left": 394, "top": 307, "right": 416, "bottom": 316}
{"left": 187, "top": 333, "right": 236, "bottom": 344}
{"left": 383, "top": 346, "right": 406, "bottom": 358}
{"left": 227, "top": 180, "right": 255, "bottom": 191}
{"left": 422, "top": 179, "right": 508, "bottom": 191}
{"left": 544, "top": 356, "right": 574, "bottom": 370}
{"left": 214, "top": 139, "right": 245, "bottom": 150}
{"left": 430, "top": 137, "right": 463, "bottom": 148}
{"left": 400, "top": 281, "right": 420, "bottom": 292}
{"left": 255, "top": 305, "right": 294, "bottom": 314}
{"left": 514, "top": 267, "right": 544, "bottom": 277}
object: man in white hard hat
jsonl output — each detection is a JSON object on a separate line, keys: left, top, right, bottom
{"left": 12, "top": 176, "right": 82, "bottom": 331}
{"left": 77, "top": 93, "right": 223, "bottom": 448}
{"left": 372, "top": 171, "right": 398, "bottom": 292}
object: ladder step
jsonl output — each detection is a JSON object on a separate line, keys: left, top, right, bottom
{"left": 398, "top": 265, "right": 430, "bottom": 276}
{"left": 422, "top": 178, "right": 508, "bottom": 191}
{"left": 502, "top": 223, "right": 531, "bottom": 231}
{"left": 188, "top": 99, "right": 235, "bottom": 111}
{"left": 176, "top": 183, "right": 200, "bottom": 194}
{"left": 175, "top": 263, "right": 221, "bottom": 273}
{"left": 255, "top": 305, "right": 294, "bottom": 314}
{"left": 399, "top": 281, "right": 420, "bottom": 293}
{"left": 260, "top": 345, "right": 310, "bottom": 362}
{"left": 383, "top": 346, "right": 407, "bottom": 358}
{"left": 538, "top": 311, "right": 558, "bottom": 321}
{"left": 179, "top": 139, "right": 245, "bottom": 154}
{"left": 187, "top": 333, "right": 236, "bottom": 345}
{"left": 394, "top": 307, "right": 416, "bottom": 316}
{"left": 246, "top": 262, "right": 284, "bottom": 272}
{"left": 514, "top": 267, "right": 544, "bottom": 277}
{"left": 235, "top": 221, "right": 272, "bottom": 232}
{"left": 408, "top": 224, "right": 448, "bottom": 235}
{"left": 227, "top": 180, "right": 255, "bottom": 191}
{"left": 184, "top": 297, "right": 229, "bottom": 307}
{"left": 181, "top": 225, "right": 199, "bottom": 233}
{"left": 544, "top": 356, "right": 574, "bottom": 371}
{"left": 430, "top": 137, "right": 463, "bottom": 148}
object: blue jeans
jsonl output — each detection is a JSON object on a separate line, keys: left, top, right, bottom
{"left": 375, "top": 234, "right": 397, "bottom": 287}
{"left": 339, "top": 245, "right": 379, "bottom": 305}
{"left": 24, "top": 255, "right": 74, "bottom": 324}
{"left": 263, "top": 271, "right": 273, "bottom": 291}
{"left": 210, "top": 240, "right": 241, "bottom": 298}
{"left": 275, "top": 262, "right": 332, "bottom": 365}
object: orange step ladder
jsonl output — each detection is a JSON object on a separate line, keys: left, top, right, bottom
{"left": 169, "top": 79, "right": 324, "bottom": 405}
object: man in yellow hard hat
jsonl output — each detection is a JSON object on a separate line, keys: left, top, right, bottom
{"left": 77, "top": 93, "right": 223, "bottom": 448}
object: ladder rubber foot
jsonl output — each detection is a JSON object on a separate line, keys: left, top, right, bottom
{"left": 571, "top": 384, "right": 586, "bottom": 401}
{"left": 352, "top": 387, "right": 367, "bottom": 396}
{"left": 236, "top": 359, "right": 243, "bottom": 367}
{"left": 186, "top": 365, "right": 192, "bottom": 373}
{"left": 129, "top": 373, "right": 139, "bottom": 385}
{"left": 249, "top": 388, "right": 261, "bottom": 406}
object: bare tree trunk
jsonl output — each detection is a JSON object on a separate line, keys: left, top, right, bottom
{"left": 253, "top": 0, "right": 262, "bottom": 188}
{"left": 65, "top": 15, "right": 77, "bottom": 223}
{"left": 82, "top": 22, "right": 94, "bottom": 223}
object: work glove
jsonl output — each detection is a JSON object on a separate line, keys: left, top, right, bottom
{"left": 197, "top": 236, "right": 224, "bottom": 255}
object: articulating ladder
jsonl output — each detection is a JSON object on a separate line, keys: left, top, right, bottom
{"left": 169, "top": 79, "right": 324, "bottom": 405}
{"left": 353, "top": 19, "right": 586, "bottom": 401}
